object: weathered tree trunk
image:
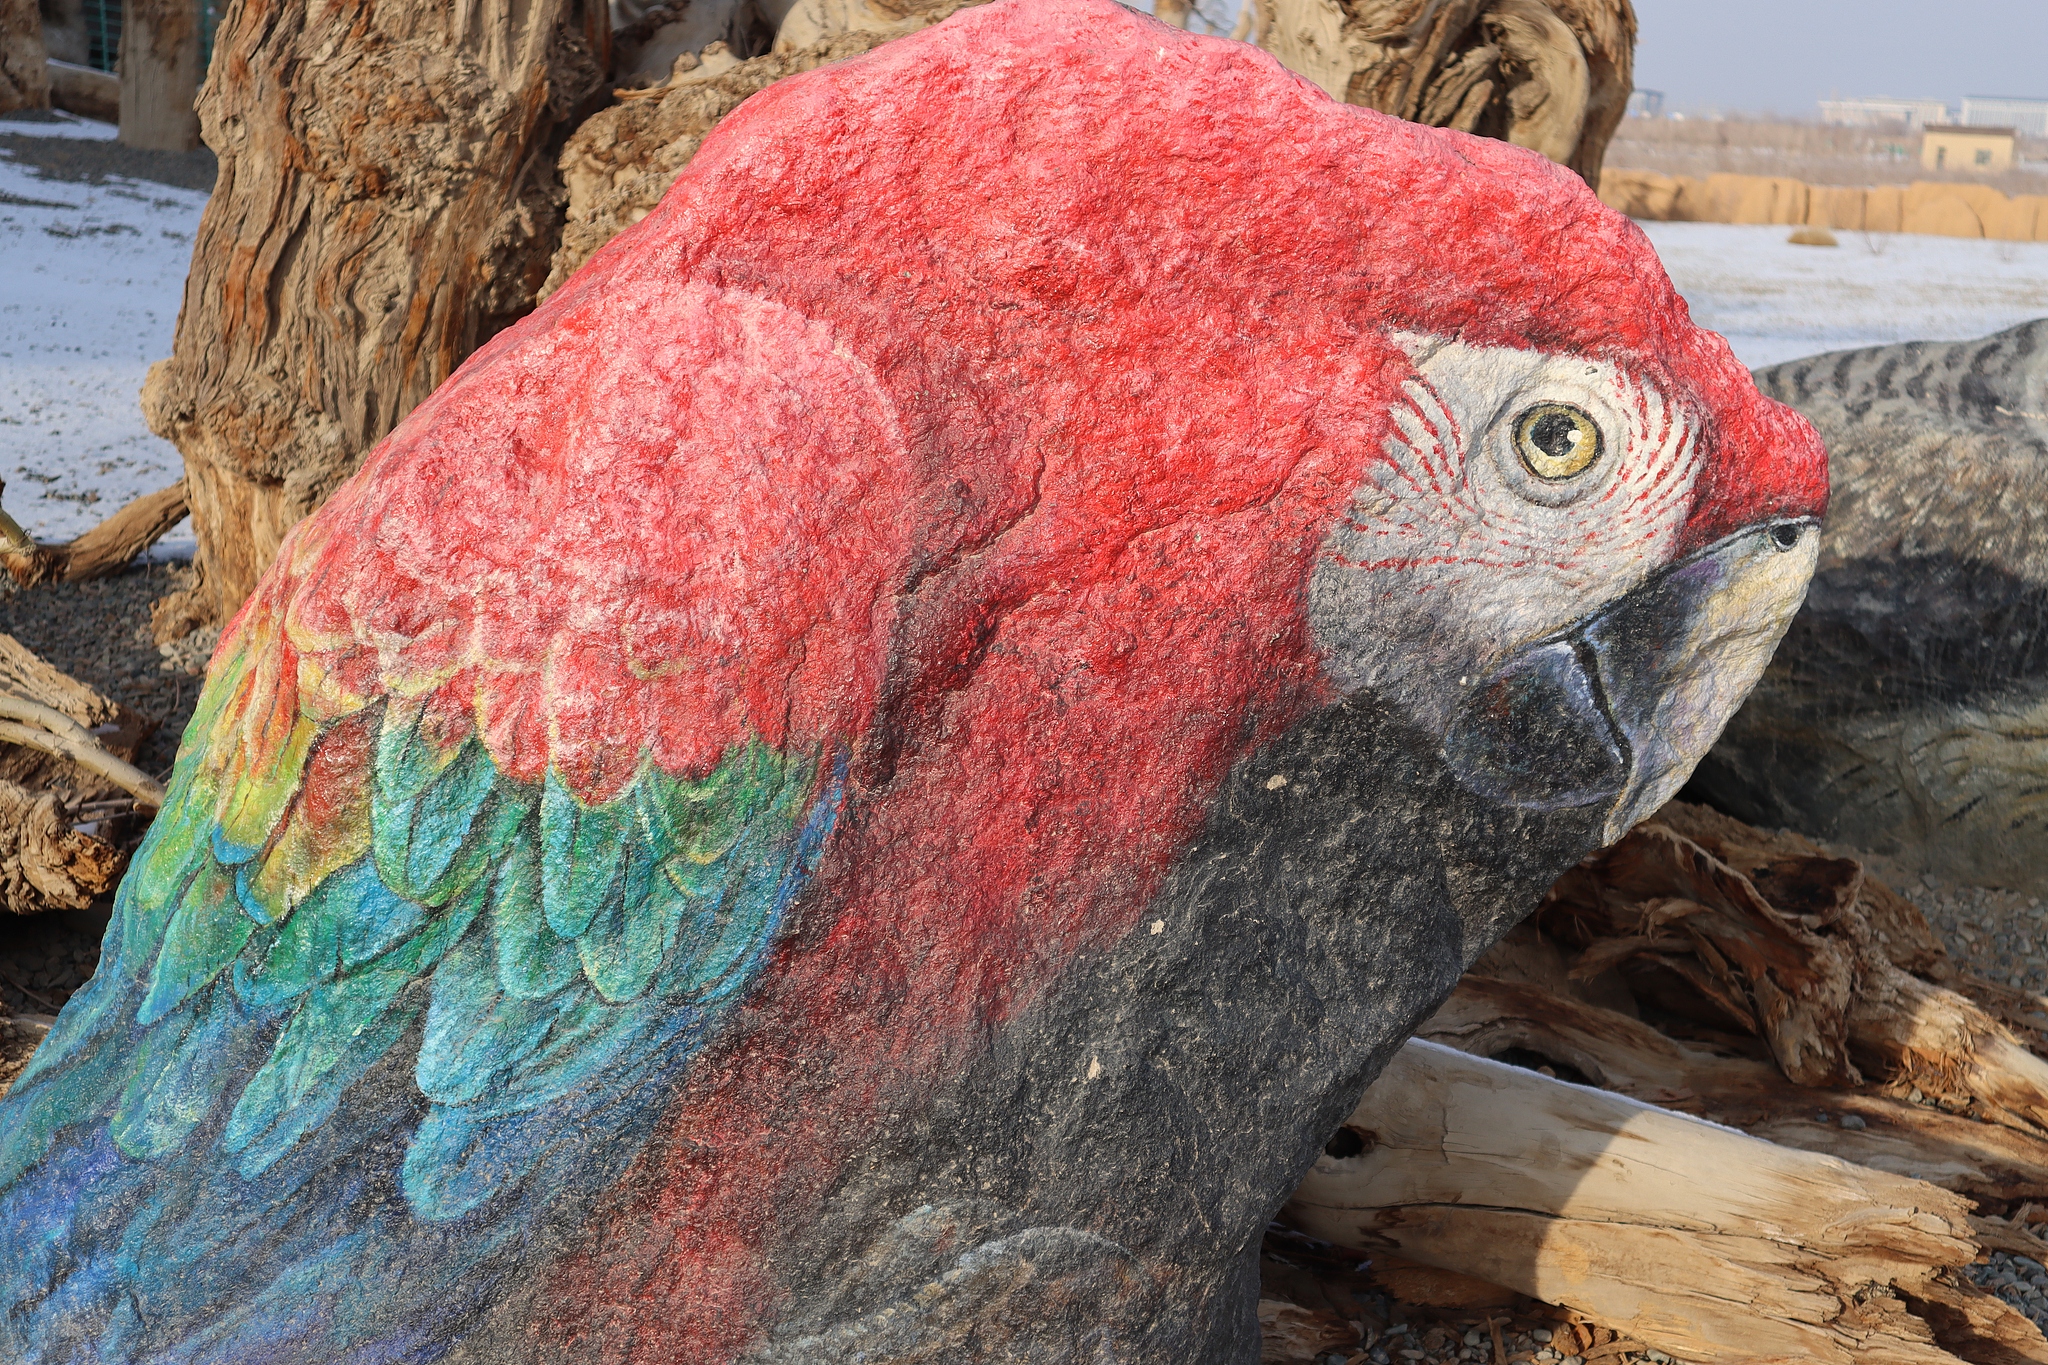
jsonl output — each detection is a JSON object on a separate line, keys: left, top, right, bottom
{"left": 117, "top": 0, "right": 200, "bottom": 151}
{"left": 1257, "top": 0, "right": 1634, "bottom": 183}
{"left": 0, "top": 0, "right": 50, "bottom": 112}
{"left": 139, "top": 0, "right": 610, "bottom": 637}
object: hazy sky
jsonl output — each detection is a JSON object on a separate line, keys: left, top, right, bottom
{"left": 1630, "top": 0, "right": 2048, "bottom": 116}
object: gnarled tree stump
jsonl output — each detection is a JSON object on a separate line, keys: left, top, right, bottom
{"left": 139, "top": 0, "right": 610, "bottom": 637}
{"left": 1259, "top": 0, "right": 1634, "bottom": 184}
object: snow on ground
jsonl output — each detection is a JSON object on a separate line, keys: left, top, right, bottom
{"left": 6, "top": 115, "right": 2048, "bottom": 552}
{"left": 0, "top": 113, "right": 202, "bottom": 556}
{"left": 1639, "top": 221, "right": 2048, "bottom": 371}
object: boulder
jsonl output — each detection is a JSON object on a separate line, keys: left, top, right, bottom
{"left": 0, "top": 2, "right": 1825, "bottom": 1360}
{"left": 1694, "top": 319, "right": 2048, "bottom": 894}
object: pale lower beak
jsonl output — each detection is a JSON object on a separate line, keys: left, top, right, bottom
{"left": 1439, "top": 518, "right": 1820, "bottom": 844}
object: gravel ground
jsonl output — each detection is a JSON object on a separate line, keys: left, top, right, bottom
{"left": 1913, "top": 882, "right": 2047, "bottom": 994}
{"left": 1331, "top": 1318, "right": 1675, "bottom": 1365}
{"left": 1970, "top": 1252, "right": 2048, "bottom": 1335}
{"left": 0, "top": 111, "right": 218, "bottom": 191}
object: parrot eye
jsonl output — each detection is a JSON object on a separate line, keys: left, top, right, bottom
{"left": 1513, "top": 403, "right": 1604, "bottom": 481}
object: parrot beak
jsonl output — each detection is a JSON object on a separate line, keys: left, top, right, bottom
{"left": 1440, "top": 518, "right": 1820, "bottom": 845}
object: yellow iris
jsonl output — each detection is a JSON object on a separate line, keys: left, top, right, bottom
{"left": 1514, "top": 403, "right": 1603, "bottom": 481}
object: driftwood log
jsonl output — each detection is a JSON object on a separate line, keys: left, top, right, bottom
{"left": 0, "top": 633, "right": 156, "bottom": 802}
{"left": 1423, "top": 973, "right": 2048, "bottom": 1203}
{"left": 0, "top": 481, "right": 190, "bottom": 587}
{"left": 1540, "top": 816, "right": 2048, "bottom": 1139}
{"left": 1270, "top": 799, "right": 2048, "bottom": 1361}
{"left": 0, "top": 782, "right": 127, "bottom": 914}
{"left": 44, "top": 59, "right": 120, "bottom": 122}
{"left": 1287, "top": 1039, "right": 2013, "bottom": 1364}
{"left": 0, "top": 634, "right": 159, "bottom": 914}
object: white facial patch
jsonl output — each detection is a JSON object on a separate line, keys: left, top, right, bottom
{"left": 1309, "top": 333, "right": 1702, "bottom": 737}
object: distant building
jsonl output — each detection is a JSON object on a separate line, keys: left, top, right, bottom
{"left": 1962, "top": 97, "right": 2048, "bottom": 138}
{"left": 1819, "top": 97, "right": 1951, "bottom": 130}
{"left": 1921, "top": 126, "right": 2016, "bottom": 173}
{"left": 1626, "top": 89, "right": 1664, "bottom": 118}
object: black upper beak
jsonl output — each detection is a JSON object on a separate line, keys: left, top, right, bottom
{"left": 1440, "top": 518, "right": 1820, "bottom": 840}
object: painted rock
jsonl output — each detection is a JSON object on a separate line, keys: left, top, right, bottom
{"left": 1692, "top": 319, "right": 2048, "bottom": 894}
{"left": 0, "top": 1, "right": 1826, "bottom": 1360}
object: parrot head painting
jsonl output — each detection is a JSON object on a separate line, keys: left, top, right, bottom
{"left": 0, "top": 1, "right": 1826, "bottom": 1361}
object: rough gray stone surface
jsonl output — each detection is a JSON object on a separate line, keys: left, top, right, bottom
{"left": 1695, "top": 319, "right": 2048, "bottom": 893}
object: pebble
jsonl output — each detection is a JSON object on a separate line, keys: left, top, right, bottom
{"left": 1898, "top": 874, "right": 2048, "bottom": 993}
{"left": 1968, "top": 1251, "right": 2048, "bottom": 1335}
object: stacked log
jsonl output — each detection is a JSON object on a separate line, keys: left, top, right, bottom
{"left": 1275, "top": 801, "right": 2048, "bottom": 1364}
{"left": 1599, "top": 167, "right": 2048, "bottom": 241}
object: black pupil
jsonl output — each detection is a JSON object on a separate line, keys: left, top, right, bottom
{"left": 1529, "top": 409, "right": 1584, "bottom": 461}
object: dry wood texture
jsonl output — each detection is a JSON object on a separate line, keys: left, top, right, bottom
{"left": 117, "top": 0, "right": 200, "bottom": 151}
{"left": 1274, "top": 800, "right": 2048, "bottom": 1362}
{"left": 0, "top": 780, "right": 126, "bottom": 913}
{"left": 0, "top": 0, "right": 49, "bottom": 113}
{"left": 1541, "top": 818, "right": 2048, "bottom": 1139}
{"left": 0, "top": 633, "right": 154, "bottom": 802}
{"left": 1423, "top": 973, "right": 2048, "bottom": 1203}
{"left": 0, "top": 635, "right": 153, "bottom": 913}
{"left": 140, "top": 0, "right": 611, "bottom": 635}
{"left": 1287, "top": 1039, "right": 2031, "bottom": 1365}
{"left": 0, "top": 482, "right": 191, "bottom": 587}
{"left": 1259, "top": 0, "right": 1634, "bottom": 182}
